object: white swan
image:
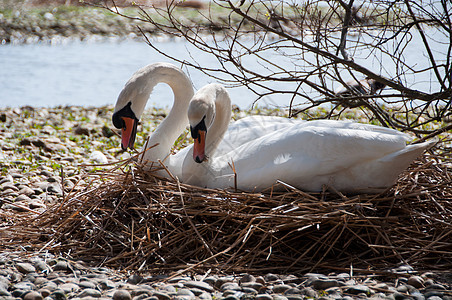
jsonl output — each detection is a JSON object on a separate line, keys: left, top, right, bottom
{"left": 183, "top": 83, "right": 435, "bottom": 193}
{"left": 112, "top": 62, "right": 194, "bottom": 178}
{"left": 111, "top": 62, "right": 298, "bottom": 178}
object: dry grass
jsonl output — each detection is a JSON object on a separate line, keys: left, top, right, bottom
{"left": 2, "top": 147, "right": 451, "bottom": 276}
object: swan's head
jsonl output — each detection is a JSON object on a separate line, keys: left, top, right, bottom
{"left": 112, "top": 69, "right": 151, "bottom": 150}
{"left": 188, "top": 94, "right": 216, "bottom": 163}
{"left": 112, "top": 101, "right": 139, "bottom": 150}
{"left": 112, "top": 62, "right": 195, "bottom": 152}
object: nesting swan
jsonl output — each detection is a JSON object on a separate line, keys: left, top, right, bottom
{"left": 184, "top": 83, "right": 433, "bottom": 192}
{"left": 113, "top": 63, "right": 433, "bottom": 193}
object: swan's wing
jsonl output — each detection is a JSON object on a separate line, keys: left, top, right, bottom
{"left": 216, "top": 116, "right": 302, "bottom": 156}
{"left": 229, "top": 115, "right": 300, "bottom": 128}
{"left": 298, "top": 120, "right": 411, "bottom": 141}
{"left": 218, "top": 119, "right": 410, "bottom": 158}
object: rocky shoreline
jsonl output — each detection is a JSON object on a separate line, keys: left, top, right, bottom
{"left": 1, "top": 252, "right": 451, "bottom": 300}
{"left": 1, "top": 106, "right": 452, "bottom": 299}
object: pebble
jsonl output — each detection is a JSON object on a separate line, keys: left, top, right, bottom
{"left": 98, "top": 279, "right": 116, "bottom": 290}
{"left": 220, "top": 282, "right": 241, "bottom": 292}
{"left": 176, "top": 288, "right": 195, "bottom": 299}
{"left": 13, "top": 281, "right": 36, "bottom": 291}
{"left": 256, "top": 294, "right": 273, "bottom": 300}
{"left": 127, "top": 274, "right": 143, "bottom": 285}
{"left": 272, "top": 284, "right": 292, "bottom": 294}
{"left": 241, "top": 282, "right": 262, "bottom": 290}
{"left": 264, "top": 273, "right": 279, "bottom": 282}
{"left": 49, "top": 289, "right": 67, "bottom": 300}
{"left": 53, "top": 260, "right": 70, "bottom": 271}
{"left": 89, "top": 150, "right": 108, "bottom": 164}
{"left": 79, "top": 280, "right": 97, "bottom": 289}
{"left": 153, "top": 291, "right": 172, "bottom": 300}
{"left": 239, "top": 274, "right": 256, "bottom": 283}
{"left": 59, "top": 283, "right": 80, "bottom": 293}
{"left": 16, "top": 262, "right": 37, "bottom": 274}
{"left": 23, "top": 290, "right": 43, "bottom": 300}
{"left": 311, "top": 278, "right": 340, "bottom": 290}
{"left": 300, "top": 287, "right": 317, "bottom": 298}
{"left": 284, "top": 287, "right": 301, "bottom": 295}
{"left": 78, "top": 288, "right": 102, "bottom": 297}
{"left": 198, "top": 292, "right": 212, "bottom": 300}
{"left": 344, "top": 284, "right": 371, "bottom": 295}
{"left": 113, "top": 289, "right": 132, "bottom": 300}
{"left": 184, "top": 280, "right": 214, "bottom": 293}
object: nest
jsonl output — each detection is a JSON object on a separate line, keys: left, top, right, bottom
{"left": 3, "top": 150, "right": 452, "bottom": 276}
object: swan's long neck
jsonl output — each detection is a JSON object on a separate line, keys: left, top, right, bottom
{"left": 116, "top": 63, "right": 194, "bottom": 165}
{"left": 205, "top": 85, "right": 232, "bottom": 157}
{"left": 144, "top": 68, "right": 193, "bottom": 164}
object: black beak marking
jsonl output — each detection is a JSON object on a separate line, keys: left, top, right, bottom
{"left": 190, "top": 116, "right": 207, "bottom": 140}
{"left": 112, "top": 102, "right": 137, "bottom": 129}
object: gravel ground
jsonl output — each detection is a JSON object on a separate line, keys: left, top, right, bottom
{"left": 1, "top": 252, "right": 451, "bottom": 300}
{"left": 1, "top": 106, "right": 451, "bottom": 299}
{"left": 0, "top": 106, "right": 132, "bottom": 216}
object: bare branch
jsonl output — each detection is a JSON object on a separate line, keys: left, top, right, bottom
{"left": 97, "top": 0, "right": 452, "bottom": 138}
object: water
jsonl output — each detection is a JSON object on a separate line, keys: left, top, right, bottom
{"left": 0, "top": 39, "right": 210, "bottom": 108}
{"left": 0, "top": 28, "right": 449, "bottom": 109}
{"left": 0, "top": 38, "right": 287, "bottom": 109}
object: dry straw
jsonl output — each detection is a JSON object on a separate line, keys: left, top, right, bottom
{"left": 3, "top": 146, "right": 451, "bottom": 275}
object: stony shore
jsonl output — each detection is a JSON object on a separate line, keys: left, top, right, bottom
{"left": 0, "top": 5, "right": 157, "bottom": 44}
{"left": 1, "top": 251, "right": 451, "bottom": 300}
{"left": 0, "top": 106, "right": 133, "bottom": 213}
{"left": 1, "top": 106, "right": 451, "bottom": 299}
{"left": 0, "top": 2, "right": 231, "bottom": 44}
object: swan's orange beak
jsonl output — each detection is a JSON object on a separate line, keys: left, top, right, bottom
{"left": 121, "top": 117, "right": 137, "bottom": 150}
{"left": 193, "top": 130, "right": 207, "bottom": 163}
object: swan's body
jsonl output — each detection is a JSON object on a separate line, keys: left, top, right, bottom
{"left": 112, "top": 64, "right": 432, "bottom": 193}
{"left": 185, "top": 83, "right": 434, "bottom": 192}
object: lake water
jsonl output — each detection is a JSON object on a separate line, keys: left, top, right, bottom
{"left": 0, "top": 28, "right": 448, "bottom": 109}
{"left": 1, "top": 37, "right": 294, "bottom": 109}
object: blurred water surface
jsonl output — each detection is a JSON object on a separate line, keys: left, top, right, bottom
{"left": 0, "top": 29, "right": 448, "bottom": 109}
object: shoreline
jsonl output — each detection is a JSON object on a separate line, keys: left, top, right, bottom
{"left": 0, "top": 6, "right": 156, "bottom": 44}
{"left": 0, "top": 0, "right": 413, "bottom": 45}
{"left": 1, "top": 1, "right": 231, "bottom": 44}
{"left": 1, "top": 106, "right": 451, "bottom": 298}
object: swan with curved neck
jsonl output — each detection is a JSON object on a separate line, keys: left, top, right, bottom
{"left": 112, "top": 63, "right": 299, "bottom": 178}
{"left": 112, "top": 62, "right": 194, "bottom": 177}
{"left": 184, "top": 83, "right": 435, "bottom": 192}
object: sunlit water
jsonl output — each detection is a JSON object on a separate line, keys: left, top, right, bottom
{"left": 0, "top": 28, "right": 448, "bottom": 110}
